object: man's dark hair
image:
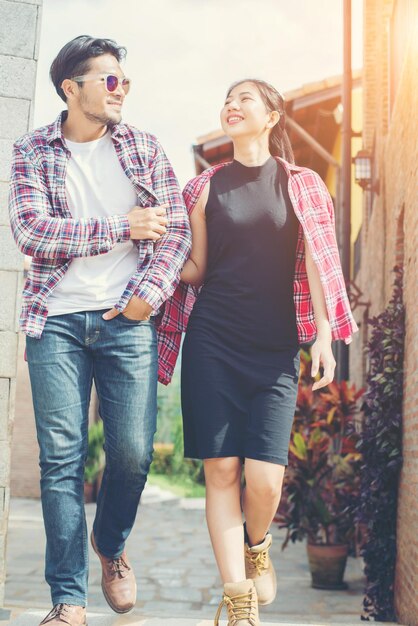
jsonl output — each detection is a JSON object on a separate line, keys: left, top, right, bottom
{"left": 50, "top": 35, "right": 127, "bottom": 102}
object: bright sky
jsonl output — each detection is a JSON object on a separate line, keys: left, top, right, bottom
{"left": 34, "top": 0, "right": 363, "bottom": 186}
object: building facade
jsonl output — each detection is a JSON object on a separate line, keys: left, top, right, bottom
{"left": 350, "top": 0, "right": 418, "bottom": 622}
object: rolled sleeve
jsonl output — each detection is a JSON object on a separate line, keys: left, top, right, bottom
{"left": 132, "top": 140, "right": 191, "bottom": 309}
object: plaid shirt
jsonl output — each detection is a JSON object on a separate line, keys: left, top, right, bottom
{"left": 156, "top": 157, "right": 358, "bottom": 384}
{"left": 9, "top": 112, "right": 191, "bottom": 383}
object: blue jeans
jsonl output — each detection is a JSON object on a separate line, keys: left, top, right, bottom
{"left": 26, "top": 310, "right": 158, "bottom": 607}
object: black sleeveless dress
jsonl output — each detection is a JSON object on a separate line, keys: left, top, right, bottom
{"left": 181, "top": 157, "right": 301, "bottom": 465}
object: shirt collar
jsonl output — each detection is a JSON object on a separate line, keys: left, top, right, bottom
{"left": 276, "top": 156, "right": 306, "bottom": 174}
{"left": 46, "top": 111, "right": 67, "bottom": 146}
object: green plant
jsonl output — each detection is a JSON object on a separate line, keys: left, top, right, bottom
{"left": 277, "top": 351, "right": 363, "bottom": 547}
{"left": 84, "top": 420, "right": 105, "bottom": 484}
{"left": 154, "top": 368, "right": 205, "bottom": 489}
{"left": 170, "top": 412, "right": 205, "bottom": 484}
{"left": 150, "top": 412, "right": 205, "bottom": 486}
{"left": 151, "top": 443, "right": 175, "bottom": 474}
{"left": 357, "top": 267, "right": 404, "bottom": 621}
{"left": 156, "top": 368, "right": 182, "bottom": 443}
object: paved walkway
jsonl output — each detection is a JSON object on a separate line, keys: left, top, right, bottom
{"left": 3, "top": 485, "right": 369, "bottom": 624}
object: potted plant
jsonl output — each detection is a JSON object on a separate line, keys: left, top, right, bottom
{"left": 84, "top": 420, "right": 105, "bottom": 503}
{"left": 277, "top": 351, "right": 364, "bottom": 589}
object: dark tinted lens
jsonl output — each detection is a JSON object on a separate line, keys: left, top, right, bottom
{"left": 106, "top": 75, "right": 119, "bottom": 92}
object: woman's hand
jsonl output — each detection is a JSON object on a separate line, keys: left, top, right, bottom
{"left": 310, "top": 335, "right": 336, "bottom": 391}
{"left": 303, "top": 234, "right": 336, "bottom": 391}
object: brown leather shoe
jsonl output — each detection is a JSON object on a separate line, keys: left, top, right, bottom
{"left": 90, "top": 531, "right": 136, "bottom": 613}
{"left": 39, "top": 604, "right": 86, "bottom": 626}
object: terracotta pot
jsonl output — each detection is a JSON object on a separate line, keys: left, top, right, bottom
{"left": 306, "top": 542, "right": 349, "bottom": 590}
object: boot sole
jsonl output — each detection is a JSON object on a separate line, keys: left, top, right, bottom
{"left": 101, "top": 581, "right": 136, "bottom": 614}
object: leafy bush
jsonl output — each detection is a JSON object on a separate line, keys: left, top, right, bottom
{"left": 151, "top": 411, "right": 204, "bottom": 486}
{"left": 170, "top": 411, "right": 205, "bottom": 484}
{"left": 156, "top": 367, "right": 182, "bottom": 443}
{"left": 151, "top": 443, "right": 174, "bottom": 474}
{"left": 277, "top": 350, "right": 364, "bottom": 547}
{"left": 357, "top": 267, "right": 404, "bottom": 621}
{"left": 84, "top": 420, "right": 105, "bottom": 484}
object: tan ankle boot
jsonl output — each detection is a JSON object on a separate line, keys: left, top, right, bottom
{"left": 214, "top": 579, "right": 259, "bottom": 626}
{"left": 245, "top": 533, "right": 276, "bottom": 605}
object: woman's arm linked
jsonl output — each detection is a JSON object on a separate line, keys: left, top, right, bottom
{"left": 180, "top": 182, "right": 210, "bottom": 287}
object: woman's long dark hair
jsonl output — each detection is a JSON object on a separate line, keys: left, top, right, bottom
{"left": 226, "top": 78, "right": 295, "bottom": 164}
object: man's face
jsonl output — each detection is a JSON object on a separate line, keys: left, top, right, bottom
{"left": 72, "top": 53, "right": 128, "bottom": 126}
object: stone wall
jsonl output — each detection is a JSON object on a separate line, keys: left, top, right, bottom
{"left": 0, "top": 0, "right": 42, "bottom": 606}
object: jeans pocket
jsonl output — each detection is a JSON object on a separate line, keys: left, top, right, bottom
{"left": 118, "top": 314, "right": 154, "bottom": 325}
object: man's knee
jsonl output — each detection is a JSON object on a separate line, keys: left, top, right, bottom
{"left": 106, "top": 441, "right": 154, "bottom": 479}
{"left": 39, "top": 431, "right": 87, "bottom": 481}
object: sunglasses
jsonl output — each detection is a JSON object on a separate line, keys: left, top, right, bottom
{"left": 71, "top": 73, "right": 131, "bottom": 94}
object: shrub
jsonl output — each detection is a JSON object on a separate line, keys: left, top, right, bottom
{"left": 151, "top": 411, "right": 204, "bottom": 486}
{"left": 84, "top": 420, "right": 105, "bottom": 484}
{"left": 278, "top": 353, "right": 363, "bottom": 548}
{"left": 357, "top": 267, "right": 404, "bottom": 621}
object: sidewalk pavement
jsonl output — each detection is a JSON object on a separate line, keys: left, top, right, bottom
{"left": 2, "top": 484, "right": 370, "bottom": 625}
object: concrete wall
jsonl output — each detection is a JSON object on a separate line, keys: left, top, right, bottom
{"left": 0, "top": 0, "right": 42, "bottom": 606}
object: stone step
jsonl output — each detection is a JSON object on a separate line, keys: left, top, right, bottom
{"left": 2, "top": 611, "right": 401, "bottom": 626}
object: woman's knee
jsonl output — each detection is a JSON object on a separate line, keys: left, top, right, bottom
{"left": 204, "top": 457, "right": 242, "bottom": 489}
{"left": 245, "top": 463, "right": 285, "bottom": 501}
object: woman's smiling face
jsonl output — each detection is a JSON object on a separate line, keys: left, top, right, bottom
{"left": 220, "top": 81, "right": 275, "bottom": 140}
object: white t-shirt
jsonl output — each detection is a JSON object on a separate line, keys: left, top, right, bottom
{"left": 47, "top": 132, "right": 138, "bottom": 316}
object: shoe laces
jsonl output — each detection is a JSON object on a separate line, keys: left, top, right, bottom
{"left": 107, "top": 555, "right": 130, "bottom": 579}
{"left": 40, "top": 604, "right": 74, "bottom": 625}
{"left": 214, "top": 589, "right": 257, "bottom": 626}
{"left": 246, "top": 547, "right": 268, "bottom": 576}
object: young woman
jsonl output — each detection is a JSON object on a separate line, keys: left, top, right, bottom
{"left": 179, "top": 79, "right": 358, "bottom": 626}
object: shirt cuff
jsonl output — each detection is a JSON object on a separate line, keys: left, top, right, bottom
{"left": 134, "top": 280, "right": 166, "bottom": 312}
{"left": 106, "top": 214, "right": 131, "bottom": 245}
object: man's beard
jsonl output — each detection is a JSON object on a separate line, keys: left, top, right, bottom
{"left": 84, "top": 110, "right": 121, "bottom": 126}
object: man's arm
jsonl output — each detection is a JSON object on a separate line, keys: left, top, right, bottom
{"left": 132, "top": 140, "right": 192, "bottom": 311}
{"left": 8, "top": 144, "right": 131, "bottom": 259}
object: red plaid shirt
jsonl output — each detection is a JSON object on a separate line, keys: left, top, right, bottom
{"left": 156, "top": 157, "right": 358, "bottom": 384}
{"left": 9, "top": 112, "right": 191, "bottom": 383}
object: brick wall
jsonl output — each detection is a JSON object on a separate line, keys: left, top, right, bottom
{"left": 0, "top": 0, "right": 43, "bottom": 605}
{"left": 389, "top": 41, "right": 418, "bottom": 625}
{"left": 352, "top": 0, "right": 418, "bottom": 622}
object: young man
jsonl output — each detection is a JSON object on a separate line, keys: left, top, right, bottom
{"left": 8, "top": 36, "right": 191, "bottom": 626}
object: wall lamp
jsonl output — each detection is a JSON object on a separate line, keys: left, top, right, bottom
{"left": 352, "top": 149, "right": 380, "bottom": 194}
